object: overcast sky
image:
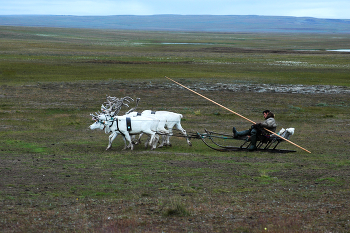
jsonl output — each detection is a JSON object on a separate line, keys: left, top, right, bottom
{"left": 1, "top": 0, "right": 349, "bottom": 19}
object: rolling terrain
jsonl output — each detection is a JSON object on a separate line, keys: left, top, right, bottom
{"left": 1, "top": 15, "right": 350, "bottom": 33}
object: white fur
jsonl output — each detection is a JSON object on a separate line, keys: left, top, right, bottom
{"left": 277, "top": 127, "right": 295, "bottom": 140}
{"left": 128, "top": 110, "right": 192, "bottom": 147}
{"left": 89, "top": 114, "right": 163, "bottom": 151}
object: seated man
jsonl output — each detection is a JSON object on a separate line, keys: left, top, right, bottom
{"left": 232, "top": 110, "right": 277, "bottom": 151}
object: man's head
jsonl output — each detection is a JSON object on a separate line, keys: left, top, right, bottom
{"left": 262, "top": 110, "right": 274, "bottom": 119}
{"left": 263, "top": 110, "right": 270, "bottom": 119}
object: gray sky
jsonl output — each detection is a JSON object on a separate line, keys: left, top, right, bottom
{"left": 1, "top": 0, "right": 349, "bottom": 19}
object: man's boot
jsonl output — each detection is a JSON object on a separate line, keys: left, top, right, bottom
{"left": 233, "top": 127, "right": 250, "bottom": 138}
{"left": 248, "top": 129, "right": 258, "bottom": 151}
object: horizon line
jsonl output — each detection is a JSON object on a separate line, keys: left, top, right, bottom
{"left": 1, "top": 14, "right": 349, "bottom": 20}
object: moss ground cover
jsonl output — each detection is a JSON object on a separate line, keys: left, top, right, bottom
{"left": 0, "top": 27, "right": 349, "bottom": 232}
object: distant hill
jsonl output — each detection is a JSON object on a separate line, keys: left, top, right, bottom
{"left": 1, "top": 15, "right": 350, "bottom": 33}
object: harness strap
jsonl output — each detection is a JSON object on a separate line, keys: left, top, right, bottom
{"left": 126, "top": 117, "right": 132, "bottom": 131}
{"left": 115, "top": 118, "right": 125, "bottom": 137}
{"left": 109, "top": 120, "right": 114, "bottom": 129}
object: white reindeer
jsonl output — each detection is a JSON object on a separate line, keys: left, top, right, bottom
{"left": 127, "top": 110, "right": 192, "bottom": 147}
{"left": 99, "top": 96, "right": 191, "bottom": 148}
{"left": 89, "top": 113, "right": 163, "bottom": 151}
{"left": 100, "top": 97, "right": 170, "bottom": 148}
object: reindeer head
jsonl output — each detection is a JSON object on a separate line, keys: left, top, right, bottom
{"left": 90, "top": 112, "right": 100, "bottom": 121}
{"left": 90, "top": 111, "right": 110, "bottom": 122}
{"left": 89, "top": 120, "right": 105, "bottom": 130}
{"left": 89, "top": 112, "right": 106, "bottom": 130}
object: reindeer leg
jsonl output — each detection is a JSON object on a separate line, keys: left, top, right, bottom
{"left": 166, "top": 135, "right": 171, "bottom": 147}
{"left": 152, "top": 134, "right": 159, "bottom": 150}
{"left": 121, "top": 136, "right": 128, "bottom": 150}
{"left": 155, "top": 128, "right": 167, "bottom": 148}
{"left": 131, "top": 135, "right": 136, "bottom": 144}
{"left": 137, "top": 133, "right": 144, "bottom": 145}
{"left": 107, "top": 132, "right": 118, "bottom": 150}
{"left": 124, "top": 133, "right": 133, "bottom": 150}
{"left": 166, "top": 128, "right": 173, "bottom": 147}
{"left": 175, "top": 123, "right": 192, "bottom": 146}
{"left": 157, "top": 133, "right": 164, "bottom": 148}
{"left": 149, "top": 133, "right": 156, "bottom": 150}
{"left": 144, "top": 135, "right": 150, "bottom": 148}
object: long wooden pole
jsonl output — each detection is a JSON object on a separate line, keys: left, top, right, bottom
{"left": 166, "top": 76, "right": 311, "bottom": 153}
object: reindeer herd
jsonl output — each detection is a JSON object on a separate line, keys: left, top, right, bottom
{"left": 89, "top": 96, "right": 192, "bottom": 151}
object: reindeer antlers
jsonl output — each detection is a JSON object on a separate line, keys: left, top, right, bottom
{"left": 126, "top": 98, "right": 140, "bottom": 114}
{"left": 90, "top": 112, "right": 100, "bottom": 121}
{"left": 101, "top": 96, "right": 135, "bottom": 116}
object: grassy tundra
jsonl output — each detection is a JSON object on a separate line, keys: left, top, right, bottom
{"left": 0, "top": 26, "right": 349, "bottom": 232}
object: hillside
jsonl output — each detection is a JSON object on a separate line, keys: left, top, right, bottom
{"left": 1, "top": 15, "right": 350, "bottom": 33}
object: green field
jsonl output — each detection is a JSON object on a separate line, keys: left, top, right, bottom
{"left": 1, "top": 26, "right": 350, "bottom": 86}
{"left": 0, "top": 26, "right": 349, "bottom": 232}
